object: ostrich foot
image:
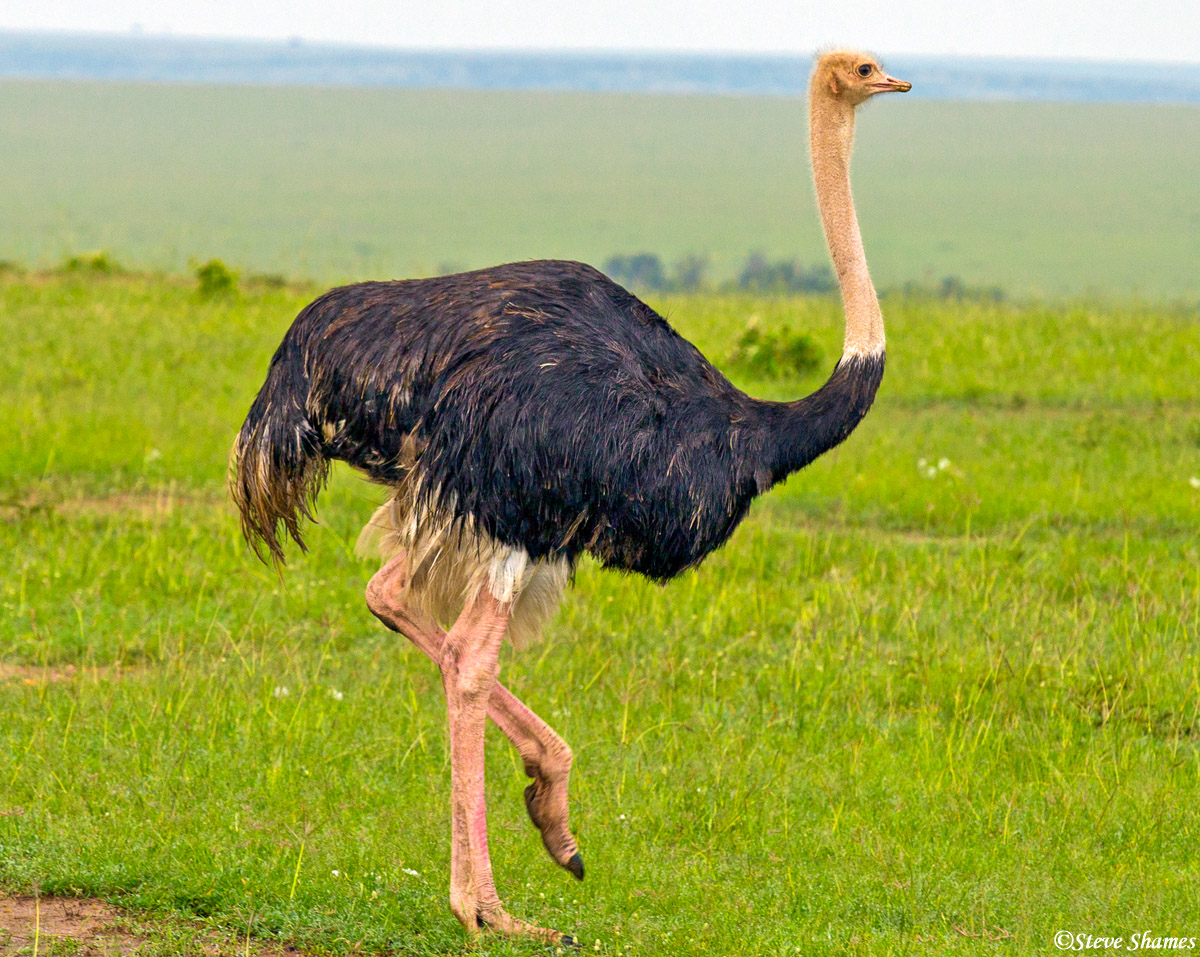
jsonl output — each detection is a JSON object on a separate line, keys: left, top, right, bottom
{"left": 524, "top": 773, "right": 583, "bottom": 879}
{"left": 458, "top": 898, "right": 576, "bottom": 947}
{"left": 488, "top": 683, "right": 582, "bottom": 876}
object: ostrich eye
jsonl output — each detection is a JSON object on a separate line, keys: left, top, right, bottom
{"left": 857, "top": 64, "right": 873, "bottom": 77}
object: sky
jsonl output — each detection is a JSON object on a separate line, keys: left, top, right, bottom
{"left": 2, "top": 0, "right": 1198, "bottom": 62}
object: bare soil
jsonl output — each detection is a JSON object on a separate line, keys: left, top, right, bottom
{"left": 0, "top": 490, "right": 220, "bottom": 524}
{"left": 0, "top": 664, "right": 141, "bottom": 686}
{"left": 0, "top": 896, "right": 144, "bottom": 956}
{"left": 0, "top": 896, "right": 308, "bottom": 957}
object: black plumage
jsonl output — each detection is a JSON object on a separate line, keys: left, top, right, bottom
{"left": 232, "top": 259, "right": 883, "bottom": 580}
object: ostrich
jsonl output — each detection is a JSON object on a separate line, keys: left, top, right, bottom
{"left": 231, "top": 50, "right": 909, "bottom": 945}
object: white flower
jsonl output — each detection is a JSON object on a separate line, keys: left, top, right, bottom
{"left": 924, "top": 467, "right": 937, "bottom": 479}
{"left": 938, "top": 457, "right": 951, "bottom": 470}
{"left": 917, "top": 458, "right": 927, "bottom": 469}
{"left": 331, "top": 870, "right": 340, "bottom": 877}
{"left": 272, "top": 686, "right": 289, "bottom": 698}
{"left": 328, "top": 688, "right": 344, "bottom": 701}
{"left": 403, "top": 867, "right": 420, "bottom": 877}
{"left": 1190, "top": 477, "right": 1200, "bottom": 489}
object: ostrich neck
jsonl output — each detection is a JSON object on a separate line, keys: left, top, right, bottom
{"left": 754, "top": 91, "right": 886, "bottom": 485}
{"left": 810, "top": 94, "right": 884, "bottom": 357}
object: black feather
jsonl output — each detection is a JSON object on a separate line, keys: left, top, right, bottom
{"left": 231, "top": 260, "right": 884, "bottom": 579}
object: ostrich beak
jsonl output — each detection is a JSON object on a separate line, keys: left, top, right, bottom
{"left": 873, "top": 74, "right": 912, "bottom": 93}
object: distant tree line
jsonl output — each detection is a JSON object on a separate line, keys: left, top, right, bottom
{"left": 603, "top": 250, "right": 1007, "bottom": 302}
{"left": 21, "top": 248, "right": 1007, "bottom": 306}
{"left": 30, "top": 251, "right": 291, "bottom": 298}
{"left": 601, "top": 253, "right": 712, "bottom": 293}
{"left": 603, "top": 251, "right": 837, "bottom": 295}
{"left": 895, "top": 274, "right": 1007, "bottom": 303}
{"left": 734, "top": 252, "right": 837, "bottom": 295}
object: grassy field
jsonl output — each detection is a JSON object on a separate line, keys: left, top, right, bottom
{"left": 2, "top": 80, "right": 1199, "bottom": 299}
{"left": 1, "top": 268, "right": 1197, "bottom": 955}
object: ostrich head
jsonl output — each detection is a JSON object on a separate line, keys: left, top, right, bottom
{"left": 813, "top": 50, "right": 911, "bottom": 107}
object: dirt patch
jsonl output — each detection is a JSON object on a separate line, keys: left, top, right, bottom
{"left": 0, "top": 663, "right": 83, "bottom": 685}
{"left": 0, "top": 896, "right": 143, "bottom": 956}
{"left": 0, "top": 663, "right": 143, "bottom": 686}
{"left": 61, "top": 493, "right": 176, "bottom": 520}
{"left": 55, "top": 491, "right": 220, "bottom": 521}
{"left": 0, "top": 896, "right": 309, "bottom": 956}
{"left": 1, "top": 490, "right": 222, "bottom": 524}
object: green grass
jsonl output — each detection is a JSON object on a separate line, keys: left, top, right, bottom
{"left": 2, "top": 81, "right": 1199, "bottom": 298}
{"left": 1, "top": 270, "right": 1197, "bottom": 954}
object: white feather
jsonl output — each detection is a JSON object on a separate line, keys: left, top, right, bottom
{"left": 356, "top": 481, "right": 569, "bottom": 648}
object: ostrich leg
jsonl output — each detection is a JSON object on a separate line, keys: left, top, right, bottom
{"left": 365, "top": 556, "right": 582, "bottom": 878}
{"left": 489, "top": 686, "right": 581, "bottom": 877}
{"left": 435, "top": 585, "right": 571, "bottom": 943}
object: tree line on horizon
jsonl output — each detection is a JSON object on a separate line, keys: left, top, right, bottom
{"left": 2, "top": 250, "right": 1006, "bottom": 304}
{"left": 603, "top": 251, "right": 1007, "bottom": 302}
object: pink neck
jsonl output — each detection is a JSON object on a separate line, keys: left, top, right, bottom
{"left": 809, "top": 89, "right": 884, "bottom": 358}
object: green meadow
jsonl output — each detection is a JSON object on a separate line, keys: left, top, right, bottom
{"left": 1, "top": 80, "right": 1199, "bottom": 298}
{"left": 1, "top": 265, "right": 1198, "bottom": 954}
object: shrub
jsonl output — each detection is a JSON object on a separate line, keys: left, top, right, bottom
{"left": 246, "top": 272, "right": 287, "bottom": 289}
{"left": 61, "top": 251, "right": 121, "bottom": 274}
{"left": 1187, "top": 421, "right": 1200, "bottom": 449}
{"left": 195, "top": 259, "right": 238, "bottom": 298}
{"left": 726, "top": 315, "right": 822, "bottom": 380}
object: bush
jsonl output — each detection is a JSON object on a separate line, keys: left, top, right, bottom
{"left": 1187, "top": 421, "right": 1200, "bottom": 449}
{"left": 245, "top": 272, "right": 288, "bottom": 289}
{"left": 60, "top": 251, "right": 121, "bottom": 274}
{"left": 195, "top": 259, "right": 238, "bottom": 298}
{"left": 726, "top": 315, "right": 822, "bottom": 380}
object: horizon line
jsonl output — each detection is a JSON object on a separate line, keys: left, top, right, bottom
{"left": 5, "top": 26, "right": 1200, "bottom": 68}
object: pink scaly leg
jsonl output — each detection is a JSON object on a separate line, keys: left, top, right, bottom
{"left": 365, "top": 555, "right": 581, "bottom": 878}
{"left": 434, "top": 585, "right": 571, "bottom": 943}
{"left": 489, "top": 686, "right": 581, "bottom": 876}
{"left": 364, "top": 558, "right": 580, "bottom": 940}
